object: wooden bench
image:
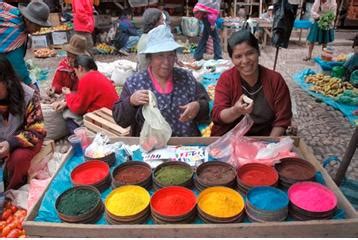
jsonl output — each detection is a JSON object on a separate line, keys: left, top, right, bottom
{"left": 83, "top": 108, "right": 131, "bottom": 137}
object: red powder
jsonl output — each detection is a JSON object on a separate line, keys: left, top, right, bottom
{"left": 71, "top": 161, "right": 109, "bottom": 185}
{"left": 151, "top": 186, "right": 196, "bottom": 217}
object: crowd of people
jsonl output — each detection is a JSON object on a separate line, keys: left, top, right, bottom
{"left": 1, "top": 0, "right": 355, "bottom": 192}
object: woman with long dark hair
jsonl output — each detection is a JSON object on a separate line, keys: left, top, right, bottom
{"left": 0, "top": 56, "right": 46, "bottom": 190}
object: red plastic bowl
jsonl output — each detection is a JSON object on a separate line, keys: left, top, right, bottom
{"left": 288, "top": 181, "right": 337, "bottom": 213}
{"left": 150, "top": 186, "right": 197, "bottom": 217}
{"left": 237, "top": 163, "right": 278, "bottom": 187}
{"left": 71, "top": 160, "right": 110, "bottom": 186}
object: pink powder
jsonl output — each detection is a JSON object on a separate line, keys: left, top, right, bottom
{"left": 288, "top": 182, "right": 337, "bottom": 212}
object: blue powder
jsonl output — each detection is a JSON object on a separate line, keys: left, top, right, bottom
{"left": 247, "top": 187, "right": 288, "bottom": 211}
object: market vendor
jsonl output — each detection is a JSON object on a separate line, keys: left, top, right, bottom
{"left": 113, "top": 25, "right": 210, "bottom": 137}
{"left": 50, "top": 34, "right": 90, "bottom": 94}
{"left": 0, "top": 56, "right": 46, "bottom": 190}
{"left": 0, "top": 0, "right": 51, "bottom": 86}
{"left": 52, "top": 55, "right": 119, "bottom": 134}
{"left": 211, "top": 30, "right": 292, "bottom": 137}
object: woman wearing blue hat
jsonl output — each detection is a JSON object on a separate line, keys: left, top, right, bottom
{"left": 113, "top": 25, "right": 210, "bottom": 137}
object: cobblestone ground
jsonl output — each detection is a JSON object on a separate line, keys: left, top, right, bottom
{"left": 26, "top": 38, "right": 357, "bottom": 181}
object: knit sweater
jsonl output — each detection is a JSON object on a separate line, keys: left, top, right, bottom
{"left": 0, "top": 84, "right": 46, "bottom": 151}
{"left": 211, "top": 65, "right": 292, "bottom": 136}
{"left": 65, "top": 71, "right": 119, "bottom": 115}
{"left": 51, "top": 58, "right": 78, "bottom": 94}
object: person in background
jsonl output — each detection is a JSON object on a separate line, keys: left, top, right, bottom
{"left": 72, "top": 0, "right": 95, "bottom": 51}
{"left": 254, "top": 5, "right": 274, "bottom": 43}
{"left": 116, "top": 8, "right": 140, "bottom": 56}
{"left": 137, "top": 8, "right": 164, "bottom": 71}
{"left": 113, "top": 25, "right": 210, "bottom": 137}
{"left": 52, "top": 55, "right": 119, "bottom": 134}
{"left": 211, "top": 30, "right": 292, "bottom": 137}
{"left": 158, "top": 2, "right": 171, "bottom": 27}
{"left": 0, "top": 56, "right": 46, "bottom": 190}
{"left": 343, "top": 34, "right": 358, "bottom": 86}
{"left": 193, "top": 0, "right": 222, "bottom": 61}
{"left": 0, "top": 0, "right": 51, "bottom": 86}
{"left": 50, "top": 34, "right": 90, "bottom": 94}
{"left": 303, "top": 0, "right": 337, "bottom": 61}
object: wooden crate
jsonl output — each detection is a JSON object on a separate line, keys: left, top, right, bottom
{"left": 23, "top": 137, "right": 358, "bottom": 237}
{"left": 83, "top": 108, "right": 130, "bottom": 137}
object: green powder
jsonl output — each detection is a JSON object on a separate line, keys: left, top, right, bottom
{"left": 57, "top": 189, "right": 99, "bottom": 216}
{"left": 155, "top": 165, "right": 192, "bottom": 185}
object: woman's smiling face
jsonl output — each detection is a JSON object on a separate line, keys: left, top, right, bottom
{"left": 231, "top": 41, "right": 259, "bottom": 78}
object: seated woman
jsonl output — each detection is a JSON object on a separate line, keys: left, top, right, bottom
{"left": 211, "top": 30, "right": 292, "bottom": 137}
{"left": 50, "top": 34, "right": 90, "bottom": 94}
{"left": 113, "top": 25, "right": 210, "bottom": 137}
{"left": 52, "top": 55, "right": 119, "bottom": 133}
{"left": 0, "top": 56, "right": 46, "bottom": 190}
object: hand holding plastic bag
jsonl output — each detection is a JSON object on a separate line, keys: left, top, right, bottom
{"left": 140, "top": 91, "right": 172, "bottom": 152}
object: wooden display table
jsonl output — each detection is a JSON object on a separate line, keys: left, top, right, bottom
{"left": 24, "top": 137, "right": 358, "bottom": 237}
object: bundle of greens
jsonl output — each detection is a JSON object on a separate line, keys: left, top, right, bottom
{"left": 317, "top": 11, "right": 335, "bottom": 30}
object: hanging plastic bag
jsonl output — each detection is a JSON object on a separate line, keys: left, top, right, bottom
{"left": 140, "top": 91, "right": 172, "bottom": 152}
{"left": 207, "top": 114, "right": 254, "bottom": 162}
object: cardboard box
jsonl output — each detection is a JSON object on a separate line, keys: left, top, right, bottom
{"left": 51, "top": 30, "right": 69, "bottom": 45}
{"left": 31, "top": 34, "right": 50, "bottom": 48}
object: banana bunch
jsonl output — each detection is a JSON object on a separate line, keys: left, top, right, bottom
{"left": 201, "top": 122, "right": 213, "bottom": 137}
{"left": 306, "top": 73, "right": 354, "bottom": 97}
{"left": 95, "top": 43, "right": 115, "bottom": 54}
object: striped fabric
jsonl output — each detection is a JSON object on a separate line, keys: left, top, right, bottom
{"left": 0, "top": 2, "right": 27, "bottom": 53}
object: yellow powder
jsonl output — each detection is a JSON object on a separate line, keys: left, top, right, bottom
{"left": 198, "top": 186, "right": 244, "bottom": 218}
{"left": 105, "top": 185, "right": 150, "bottom": 217}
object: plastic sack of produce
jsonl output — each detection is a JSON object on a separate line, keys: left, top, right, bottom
{"left": 207, "top": 114, "right": 254, "bottom": 163}
{"left": 140, "top": 91, "right": 172, "bottom": 152}
{"left": 41, "top": 103, "right": 69, "bottom": 141}
{"left": 181, "top": 17, "right": 200, "bottom": 37}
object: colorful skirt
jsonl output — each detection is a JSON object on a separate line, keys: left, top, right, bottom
{"left": 306, "top": 21, "right": 335, "bottom": 44}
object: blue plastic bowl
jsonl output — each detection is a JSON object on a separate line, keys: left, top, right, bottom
{"left": 294, "top": 20, "right": 312, "bottom": 29}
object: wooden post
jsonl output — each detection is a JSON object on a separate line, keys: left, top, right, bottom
{"left": 273, "top": 47, "right": 279, "bottom": 70}
{"left": 334, "top": 127, "right": 358, "bottom": 186}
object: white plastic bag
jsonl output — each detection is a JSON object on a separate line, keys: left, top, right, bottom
{"left": 256, "top": 137, "right": 294, "bottom": 159}
{"left": 140, "top": 91, "right": 172, "bottom": 152}
{"left": 181, "top": 17, "right": 200, "bottom": 37}
{"left": 111, "top": 64, "right": 134, "bottom": 86}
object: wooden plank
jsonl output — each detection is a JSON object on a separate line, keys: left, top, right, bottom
{"left": 83, "top": 120, "right": 118, "bottom": 138}
{"left": 24, "top": 218, "right": 358, "bottom": 237}
{"left": 84, "top": 111, "right": 130, "bottom": 135}
{"left": 24, "top": 137, "right": 358, "bottom": 237}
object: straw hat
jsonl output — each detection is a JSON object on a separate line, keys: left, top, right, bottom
{"left": 63, "top": 35, "right": 90, "bottom": 56}
{"left": 139, "top": 25, "right": 182, "bottom": 54}
{"left": 19, "top": 0, "right": 52, "bottom": 27}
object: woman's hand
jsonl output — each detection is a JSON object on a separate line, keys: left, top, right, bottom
{"left": 51, "top": 100, "right": 67, "bottom": 112}
{"left": 234, "top": 95, "right": 254, "bottom": 115}
{"left": 130, "top": 90, "right": 149, "bottom": 106}
{"left": 179, "top": 101, "right": 200, "bottom": 122}
{"left": 62, "top": 87, "right": 71, "bottom": 95}
{"left": 0, "top": 141, "right": 10, "bottom": 159}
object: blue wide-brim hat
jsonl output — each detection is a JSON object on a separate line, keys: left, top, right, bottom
{"left": 139, "top": 25, "right": 182, "bottom": 54}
